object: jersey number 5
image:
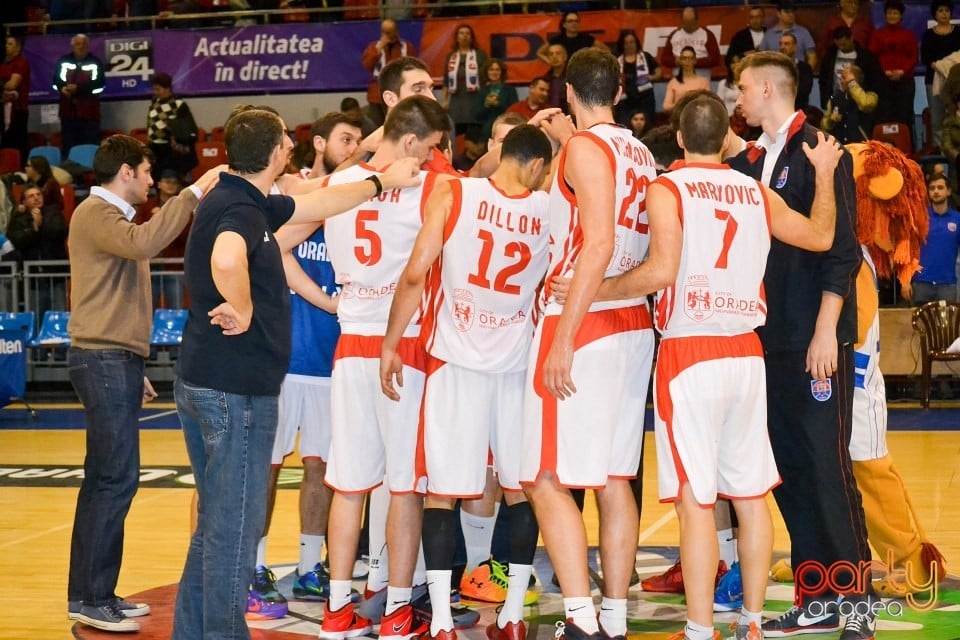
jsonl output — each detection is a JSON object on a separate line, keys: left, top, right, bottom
{"left": 468, "top": 229, "right": 531, "bottom": 295}
{"left": 354, "top": 210, "right": 382, "bottom": 266}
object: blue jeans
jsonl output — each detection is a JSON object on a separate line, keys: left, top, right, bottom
{"left": 172, "top": 377, "right": 278, "bottom": 640}
{"left": 67, "top": 348, "right": 145, "bottom": 605}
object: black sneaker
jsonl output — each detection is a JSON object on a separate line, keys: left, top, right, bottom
{"left": 68, "top": 598, "right": 150, "bottom": 620}
{"left": 76, "top": 601, "right": 140, "bottom": 632}
{"left": 410, "top": 585, "right": 480, "bottom": 629}
{"left": 840, "top": 612, "right": 876, "bottom": 640}
{"left": 761, "top": 606, "right": 840, "bottom": 637}
{"left": 554, "top": 620, "right": 603, "bottom": 640}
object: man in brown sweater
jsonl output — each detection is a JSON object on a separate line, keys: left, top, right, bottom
{"left": 66, "top": 134, "right": 222, "bottom": 633}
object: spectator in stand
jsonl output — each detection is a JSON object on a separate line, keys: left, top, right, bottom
{"left": 339, "top": 97, "right": 377, "bottom": 138}
{"left": 759, "top": 0, "right": 817, "bottom": 69}
{"left": 25, "top": 156, "right": 63, "bottom": 210}
{"left": 725, "top": 6, "right": 766, "bottom": 71}
{"left": 506, "top": 77, "right": 550, "bottom": 120}
{"left": 544, "top": 43, "right": 569, "bottom": 113}
{"left": 361, "top": 18, "right": 417, "bottom": 128}
{"left": 662, "top": 46, "right": 711, "bottom": 114}
{"left": 476, "top": 59, "right": 518, "bottom": 143}
{"left": 869, "top": 0, "right": 919, "bottom": 149}
{"left": 780, "top": 32, "right": 813, "bottom": 110}
{"left": 147, "top": 72, "right": 198, "bottom": 183}
{"left": 821, "top": 65, "right": 878, "bottom": 143}
{"left": 52, "top": 34, "right": 105, "bottom": 157}
{"left": 921, "top": 1, "right": 960, "bottom": 149}
{"left": 904, "top": 172, "right": 960, "bottom": 303}
{"left": 659, "top": 5, "right": 721, "bottom": 78}
{"left": 817, "top": 0, "right": 873, "bottom": 65}
{"left": 0, "top": 35, "right": 29, "bottom": 164}
{"left": 136, "top": 169, "right": 188, "bottom": 309}
{"left": 441, "top": 24, "right": 487, "bottom": 138}
{"left": 715, "top": 62, "right": 741, "bottom": 117}
{"left": 537, "top": 11, "right": 608, "bottom": 65}
{"left": 614, "top": 29, "right": 660, "bottom": 130}
{"left": 939, "top": 92, "right": 960, "bottom": 181}
{"left": 819, "top": 26, "right": 884, "bottom": 114}
{"left": 626, "top": 109, "right": 648, "bottom": 140}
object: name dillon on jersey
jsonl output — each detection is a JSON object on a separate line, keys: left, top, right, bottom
{"left": 476, "top": 200, "right": 543, "bottom": 236}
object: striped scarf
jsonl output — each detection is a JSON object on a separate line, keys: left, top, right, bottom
{"left": 447, "top": 50, "right": 480, "bottom": 94}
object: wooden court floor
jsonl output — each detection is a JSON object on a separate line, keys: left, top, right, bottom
{"left": 1, "top": 404, "right": 958, "bottom": 639}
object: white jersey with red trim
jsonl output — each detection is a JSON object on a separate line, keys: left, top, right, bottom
{"left": 654, "top": 162, "right": 772, "bottom": 338}
{"left": 422, "top": 177, "right": 550, "bottom": 373}
{"left": 323, "top": 163, "right": 439, "bottom": 332}
{"left": 542, "top": 122, "right": 657, "bottom": 313}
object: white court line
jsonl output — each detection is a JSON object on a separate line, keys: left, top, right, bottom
{"left": 140, "top": 409, "right": 178, "bottom": 422}
{"left": 637, "top": 509, "right": 677, "bottom": 545}
{"left": 0, "top": 490, "right": 173, "bottom": 550}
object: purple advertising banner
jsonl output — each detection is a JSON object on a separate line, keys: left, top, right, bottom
{"left": 25, "top": 21, "right": 425, "bottom": 102}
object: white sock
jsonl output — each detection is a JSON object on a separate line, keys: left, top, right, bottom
{"left": 738, "top": 608, "right": 761, "bottom": 627}
{"left": 717, "top": 528, "right": 738, "bottom": 567}
{"left": 460, "top": 509, "right": 496, "bottom": 571}
{"left": 385, "top": 586, "right": 412, "bottom": 616}
{"left": 426, "top": 570, "right": 454, "bottom": 634}
{"left": 563, "top": 597, "right": 598, "bottom": 633}
{"left": 329, "top": 579, "right": 353, "bottom": 611}
{"left": 598, "top": 597, "right": 627, "bottom": 637}
{"left": 300, "top": 534, "right": 325, "bottom": 575}
{"left": 498, "top": 563, "right": 533, "bottom": 626}
{"left": 256, "top": 536, "right": 268, "bottom": 568}
{"left": 684, "top": 620, "right": 715, "bottom": 640}
{"left": 367, "top": 485, "right": 390, "bottom": 592}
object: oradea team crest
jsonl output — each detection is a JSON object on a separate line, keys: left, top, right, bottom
{"left": 452, "top": 288, "right": 475, "bottom": 332}
{"left": 811, "top": 378, "right": 832, "bottom": 401}
{"left": 683, "top": 274, "right": 713, "bottom": 322}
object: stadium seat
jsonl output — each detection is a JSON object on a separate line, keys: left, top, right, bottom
{"left": 913, "top": 300, "right": 960, "bottom": 408}
{"left": 30, "top": 311, "right": 70, "bottom": 347}
{"left": 209, "top": 126, "right": 225, "bottom": 142}
{"left": 0, "top": 311, "right": 36, "bottom": 343}
{"left": 196, "top": 127, "right": 207, "bottom": 142}
{"left": 872, "top": 122, "right": 912, "bottom": 156}
{"left": 150, "top": 309, "right": 188, "bottom": 346}
{"left": 27, "top": 131, "right": 46, "bottom": 151}
{"left": 28, "top": 146, "right": 61, "bottom": 167}
{"left": 67, "top": 144, "right": 99, "bottom": 169}
{"left": 49, "top": 131, "right": 62, "bottom": 149}
{"left": 194, "top": 141, "right": 227, "bottom": 176}
{"left": 129, "top": 127, "right": 149, "bottom": 144}
{"left": 294, "top": 123, "right": 312, "bottom": 143}
{"left": 0, "top": 148, "right": 20, "bottom": 174}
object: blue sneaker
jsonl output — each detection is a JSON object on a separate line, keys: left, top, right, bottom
{"left": 294, "top": 562, "right": 331, "bottom": 600}
{"left": 713, "top": 561, "right": 743, "bottom": 612}
{"left": 246, "top": 565, "right": 288, "bottom": 619}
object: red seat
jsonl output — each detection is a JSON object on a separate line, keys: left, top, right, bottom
{"left": 208, "top": 126, "right": 225, "bottom": 142}
{"left": 61, "top": 184, "right": 75, "bottom": 224}
{"left": 27, "top": 132, "right": 46, "bottom": 152}
{"left": 193, "top": 141, "right": 227, "bottom": 177}
{"left": 872, "top": 122, "right": 912, "bottom": 156}
{"left": 294, "top": 123, "right": 312, "bottom": 144}
{"left": 196, "top": 127, "right": 207, "bottom": 143}
{"left": 0, "top": 148, "right": 21, "bottom": 174}
{"left": 129, "top": 128, "right": 149, "bottom": 144}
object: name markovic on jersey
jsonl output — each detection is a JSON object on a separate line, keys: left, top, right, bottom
{"left": 682, "top": 180, "right": 762, "bottom": 206}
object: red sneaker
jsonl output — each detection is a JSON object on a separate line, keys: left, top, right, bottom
{"left": 319, "top": 602, "right": 373, "bottom": 639}
{"left": 486, "top": 620, "right": 527, "bottom": 640}
{"left": 641, "top": 560, "right": 728, "bottom": 594}
{"left": 430, "top": 630, "right": 458, "bottom": 640}
{"left": 379, "top": 604, "right": 428, "bottom": 640}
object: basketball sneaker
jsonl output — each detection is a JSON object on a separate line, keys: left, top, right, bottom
{"left": 760, "top": 606, "right": 839, "bottom": 637}
{"left": 713, "top": 561, "right": 743, "bottom": 612}
{"left": 379, "top": 603, "right": 428, "bottom": 640}
{"left": 642, "top": 560, "right": 728, "bottom": 594}
{"left": 460, "top": 559, "right": 509, "bottom": 602}
{"left": 246, "top": 565, "right": 288, "bottom": 619}
{"left": 726, "top": 621, "right": 763, "bottom": 640}
{"left": 487, "top": 620, "right": 527, "bottom": 640}
{"left": 769, "top": 559, "right": 793, "bottom": 583}
{"left": 553, "top": 619, "right": 602, "bottom": 640}
{"left": 319, "top": 602, "right": 373, "bottom": 639}
{"left": 666, "top": 630, "right": 720, "bottom": 640}
{"left": 293, "top": 562, "right": 330, "bottom": 600}
{"left": 429, "top": 630, "right": 458, "bottom": 640}
{"left": 411, "top": 585, "right": 481, "bottom": 629}
{"left": 839, "top": 612, "right": 875, "bottom": 640}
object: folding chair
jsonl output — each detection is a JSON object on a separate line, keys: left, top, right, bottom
{"left": 67, "top": 144, "right": 99, "bottom": 169}
{"left": 150, "top": 309, "right": 187, "bottom": 346}
{"left": 28, "top": 145, "right": 61, "bottom": 167}
{"left": 30, "top": 310, "right": 71, "bottom": 347}
{"left": 0, "top": 311, "right": 36, "bottom": 416}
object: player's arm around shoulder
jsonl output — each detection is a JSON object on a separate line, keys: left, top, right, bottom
{"left": 767, "top": 130, "right": 843, "bottom": 251}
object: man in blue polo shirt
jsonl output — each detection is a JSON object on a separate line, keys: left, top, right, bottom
{"left": 904, "top": 172, "right": 960, "bottom": 304}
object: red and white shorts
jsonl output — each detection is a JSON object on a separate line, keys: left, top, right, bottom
{"left": 272, "top": 374, "right": 332, "bottom": 465}
{"left": 521, "top": 305, "right": 654, "bottom": 489}
{"left": 418, "top": 358, "right": 525, "bottom": 498}
{"left": 325, "top": 334, "right": 426, "bottom": 494}
{"left": 654, "top": 332, "right": 780, "bottom": 506}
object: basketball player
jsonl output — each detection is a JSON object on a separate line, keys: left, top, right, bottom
{"left": 555, "top": 95, "right": 843, "bottom": 640}
{"left": 315, "top": 95, "right": 451, "bottom": 640}
{"left": 380, "top": 124, "right": 553, "bottom": 640}
{"left": 520, "top": 47, "right": 658, "bottom": 640}
{"left": 729, "top": 51, "right": 871, "bottom": 639}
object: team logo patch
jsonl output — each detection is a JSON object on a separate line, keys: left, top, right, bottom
{"left": 452, "top": 288, "right": 475, "bottom": 332}
{"left": 683, "top": 274, "right": 713, "bottom": 322}
{"left": 811, "top": 378, "right": 832, "bottom": 401}
{"left": 949, "top": 222, "right": 957, "bottom": 233}
{"left": 775, "top": 166, "right": 789, "bottom": 189}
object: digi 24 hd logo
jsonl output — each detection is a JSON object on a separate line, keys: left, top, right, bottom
{"left": 105, "top": 37, "right": 154, "bottom": 90}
